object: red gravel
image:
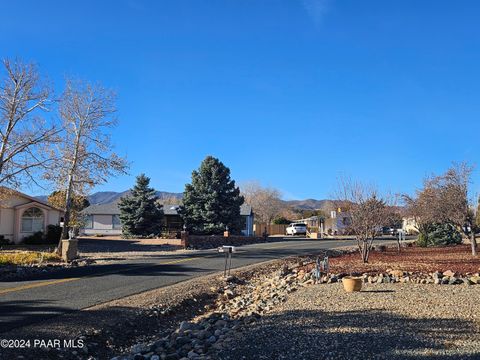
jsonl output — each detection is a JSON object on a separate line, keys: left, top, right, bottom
{"left": 329, "top": 244, "right": 480, "bottom": 275}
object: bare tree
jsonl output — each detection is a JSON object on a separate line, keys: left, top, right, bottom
{"left": 0, "top": 59, "right": 57, "bottom": 193}
{"left": 158, "top": 194, "right": 182, "bottom": 206}
{"left": 241, "top": 181, "right": 283, "bottom": 224}
{"left": 51, "top": 78, "right": 128, "bottom": 244}
{"left": 405, "top": 163, "right": 477, "bottom": 256}
{"left": 336, "top": 177, "right": 392, "bottom": 263}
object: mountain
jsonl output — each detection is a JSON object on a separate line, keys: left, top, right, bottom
{"left": 36, "top": 190, "right": 183, "bottom": 205}
{"left": 37, "top": 191, "right": 333, "bottom": 210}
{"left": 283, "top": 199, "right": 337, "bottom": 211}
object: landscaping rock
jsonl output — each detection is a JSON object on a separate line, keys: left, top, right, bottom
{"left": 443, "top": 270, "right": 457, "bottom": 278}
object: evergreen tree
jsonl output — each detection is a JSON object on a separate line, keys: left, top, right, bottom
{"left": 180, "top": 156, "right": 244, "bottom": 234}
{"left": 118, "top": 174, "right": 163, "bottom": 237}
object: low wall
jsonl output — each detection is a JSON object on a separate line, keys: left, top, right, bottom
{"left": 186, "top": 234, "right": 267, "bottom": 249}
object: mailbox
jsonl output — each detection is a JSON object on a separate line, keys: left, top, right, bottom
{"left": 218, "top": 245, "right": 236, "bottom": 253}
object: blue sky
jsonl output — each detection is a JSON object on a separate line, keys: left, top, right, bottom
{"left": 1, "top": 0, "right": 479, "bottom": 200}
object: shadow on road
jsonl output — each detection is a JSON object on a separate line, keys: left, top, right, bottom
{"left": 0, "top": 262, "right": 210, "bottom": 283}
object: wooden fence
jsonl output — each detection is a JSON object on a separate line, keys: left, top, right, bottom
{"left": 253, "top": 223, "right": 288, "bottom": 236}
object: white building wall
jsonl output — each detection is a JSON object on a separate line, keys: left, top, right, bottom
{"left": 48, "top": 210, "right": 61, "bottom": 225}
{"left": 93, "top": 215, "right": 113, "bottom": 230}
{"left": 80, "top": 214, "right": 122, "bottom": 236}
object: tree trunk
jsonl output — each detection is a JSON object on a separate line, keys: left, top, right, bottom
{"left": 57, "top": 127, "right": 82, "bottom": 254}
{"left": 362, "top": 240, "right": 369, "bottom": 263}
{"left": 471, "top": 232, "right": 477, "bottom": 257}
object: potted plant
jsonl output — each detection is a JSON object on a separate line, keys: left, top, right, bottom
{"left": 342, "top": 276, "right": 363, "bottom": 292}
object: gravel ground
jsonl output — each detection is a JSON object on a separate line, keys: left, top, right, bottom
{"left": 216, "top": 283, "right": 480, "bottom": 360}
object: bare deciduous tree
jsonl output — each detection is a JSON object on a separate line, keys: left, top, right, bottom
{"left": 241, "top": 181, "right": 283, "bottom": 224}
{"left": 0, "top": 59, "right": 57, "bottom": 193}
{"left": 50, "top": 79, "right": 128, "bottom": 244}
{"left": 404, "top": 163, "right": 477, "bottom": 256}
{"left": 158, "top": 194, "right": 182, "bottom": 206}
{"left": 336, "top": 177, "right": 393, "bottom": 263}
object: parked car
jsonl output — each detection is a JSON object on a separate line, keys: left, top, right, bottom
{"left": 286, "top": 223, "right": 307, "bottom": 235}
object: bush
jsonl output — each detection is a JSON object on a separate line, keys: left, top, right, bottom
{"left": 416, "top": 223, "right": 462, "bottom": 247}
{"left": 23, "top": 231, "right": 45, "bottom": 245}
{"left": 0, "top": 235, "right": 11, "bottom": 246}
{"left": 273, "top": 217, "right": 291, "bottom": 225}
{"left": 0, "top": 251, "right": 61, "bottom": 265}
{"left": 45, "top": 225, "right": 62, "bottom": 244}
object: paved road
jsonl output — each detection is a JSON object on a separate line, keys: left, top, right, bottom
{"left": 0, "top": 238, "right": 362, "bottom": 332}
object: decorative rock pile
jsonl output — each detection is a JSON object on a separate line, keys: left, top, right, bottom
{"left": 363, "top": 269, "right": 480, "bottom": 285}
{"left": 112, "top": 263, "right": 316, "bottom": 360}
{"left": 113, "top": 261, "right": 480, "bottom": 360}
{"left": 0, "top": 258, "right": 95, "bottom": 280}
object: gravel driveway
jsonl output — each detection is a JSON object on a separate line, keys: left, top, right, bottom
{"left": 217, "top": 283, "right": 480, "bottom": 359}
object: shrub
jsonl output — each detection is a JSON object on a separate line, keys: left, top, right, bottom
{"left": 273, "top": 217, "right": 291, "bottom": 225}
{"left": 0, "top": 235, "right": 11, "bottom": 246}
{"left": 23, "top": 231, "right": 45, "bottom": 245}
{"left": 45, "top": 225, "right": 62, "bottom": 244}
{"left": 0, "top": 251, "right": 61, "bottom": 265}
{"left": 416, "top": 223, "right": 462, "bottom": 247}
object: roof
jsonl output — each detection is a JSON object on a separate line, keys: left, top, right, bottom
{"left": 82, "top": 202, "right": 121, "bottom": 215}
{"left": 163, "top": 205, "right": 181, "bottom": 215}
{"left": 0, "top": 186, "right": 64, "bottom": 212}
{"left": 162, "top": 204, "right": 253, "bottom": 216}
{"left": 82, "top": 202, "right": 253, "bottom": 217}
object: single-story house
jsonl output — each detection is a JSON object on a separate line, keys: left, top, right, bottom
{"left": 323, "top": 209, "right": 352, "bottom": 235}
{"left": 80, "top": 202, "right": 255, "bottom": 237}
{"left": 402, "top": 217, "right": 418, "bottom": 235}
{"left": 0, "top": 188, "right": 63, "bottom": 244}
{"left": 81, "top": 201, "right": 122, "bottom": 236}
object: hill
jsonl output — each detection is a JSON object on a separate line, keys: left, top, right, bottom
{"left": 37, "top": 191, "right": 334, "bottom": 211}
{"left": 36, "top": 191, "right": 183, "bottom": 205}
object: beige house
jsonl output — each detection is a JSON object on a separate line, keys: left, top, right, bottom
{"left": 0, "top": 188, "right": 63, "bottom": 244}
{"left": 402, "top": 217, "right": 419, "bottom": 235}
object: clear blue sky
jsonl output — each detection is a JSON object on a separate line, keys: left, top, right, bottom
{"left": 1, "top": 0, "right": 479, "bottom": 200}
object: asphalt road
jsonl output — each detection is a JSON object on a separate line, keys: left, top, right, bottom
{"left": 0, "top": 238, "right": 362, "bottom": 332}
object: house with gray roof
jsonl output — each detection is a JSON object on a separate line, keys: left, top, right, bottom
{"left": 80, "top": 202, "right": 254, "bottom": 236}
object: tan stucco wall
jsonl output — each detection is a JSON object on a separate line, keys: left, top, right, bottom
{"left": 0, "top": 195, "right": 63, "bottom": 244}
{"left": 0, "top": 208, "right": 15, "bottom": 241}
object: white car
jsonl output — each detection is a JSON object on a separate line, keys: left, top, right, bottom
{"left": 286, "top": 223, "right": 307, "bottom": 236}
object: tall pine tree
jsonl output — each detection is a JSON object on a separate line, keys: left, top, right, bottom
{"left": 180, "top": 156, "right": 244, "bottom": 234}
{"left": 118, "top": 174, "right": 163, "bottom": 237}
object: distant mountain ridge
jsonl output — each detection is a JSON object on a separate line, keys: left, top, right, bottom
{"left": 284, "top": 199, "right": 336, "bottom": 211}
{"left": 36, "top": 190, "right": 335, "bottom": 211}
{"left": 35, "top": 191, "right": 183, "bottom": 205}
{"left": 37, "top": 191, "right": 333, "bottom": 210}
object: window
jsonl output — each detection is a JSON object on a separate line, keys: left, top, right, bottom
{"left": 84, "top": 215, "right": 93, "bottom": 229}
{"left": 112, "top": 215, "right": 121, "bottom": 230}
{"left": 21, "top": 207, "right": 44, "bottom": 233}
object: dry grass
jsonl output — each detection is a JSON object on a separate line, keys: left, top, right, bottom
{"left": 0, "top": 250, "right": 62, "bottom": 266}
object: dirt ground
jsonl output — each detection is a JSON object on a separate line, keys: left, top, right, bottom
{"left": 328, "top": 244, "right": 480, "bottom": 274}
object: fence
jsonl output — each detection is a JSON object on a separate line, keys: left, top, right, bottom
{"left": 253, "top": 223, "right": 288, "bottom": 236}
